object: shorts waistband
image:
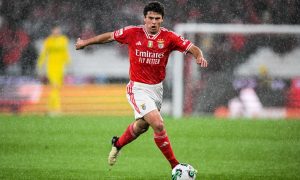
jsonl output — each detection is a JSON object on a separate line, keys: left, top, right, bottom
{"left": 130, "top": 80, "right": 162, "bottom": 87}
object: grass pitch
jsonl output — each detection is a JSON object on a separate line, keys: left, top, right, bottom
{"left": 0, "top": 115, "right": 300, "bottom": 180}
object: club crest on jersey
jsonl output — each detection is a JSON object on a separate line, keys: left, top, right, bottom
{"left": 141, "top": 103, "right": 146, "bottom": 110}
{"left": 157, "top": 39, "right": 164, "bottom": 49}
{"left": 148, "top": 40, "right": 153, "bottom": 48}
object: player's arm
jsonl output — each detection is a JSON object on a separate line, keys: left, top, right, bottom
{"left": 75, "top": 32, "right": 114, "bottom": 50}
{"left": 187, "top": 45, "right": 208, "bottom": 67}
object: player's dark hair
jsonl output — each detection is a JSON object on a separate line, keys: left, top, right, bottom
{"left": 143, "top": 1, "right": 165, "bottom": 18}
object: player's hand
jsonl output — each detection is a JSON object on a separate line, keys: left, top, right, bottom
{"left": 75, "top": 38, "right": 85, "bottom": 50}
{"left": 196, "top": 57, "right": 208, "bottom": 67}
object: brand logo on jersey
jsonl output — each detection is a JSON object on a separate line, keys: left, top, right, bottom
{"left": 135, "top": 50, "right": 164, "bottom": 58}
{"left": 115, "top": 28, "right": 123, "bottom": 37}
{"left": 157, "top": 39, "right": 164, "bottom": 49}
{"left": 136, "top": 41, "right": 142, "bottom": 46}
{"left": 136, "top": 50, "right": 164, "bottom": 65}
{"left": 141, "top": 103, "right": 146, "bottom": 110}
{"left": 148, "top": 40, "right": 153, "bottom": 48}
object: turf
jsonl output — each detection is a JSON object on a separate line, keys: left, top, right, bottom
{"left": 0, "top": 115, "right": 300, "bottom": 180}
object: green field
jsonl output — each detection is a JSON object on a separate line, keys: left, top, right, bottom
{"left": 0, "top": 115, "right": 300, "bottom": 180}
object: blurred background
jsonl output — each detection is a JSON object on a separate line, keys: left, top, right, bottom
{"left": 0, "top": 0, "right": 300, "bottom": 119}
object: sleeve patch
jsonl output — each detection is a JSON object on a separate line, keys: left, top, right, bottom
{"left": 115, "top": 28, "right": 124, "bottom": 37}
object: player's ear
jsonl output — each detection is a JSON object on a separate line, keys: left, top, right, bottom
{"left": 160, "top": 15, "right": 164, "bottom": 23}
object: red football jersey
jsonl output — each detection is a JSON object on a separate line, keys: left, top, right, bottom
{"left": 113, "top": 25, "right": 193, "bottom": 84}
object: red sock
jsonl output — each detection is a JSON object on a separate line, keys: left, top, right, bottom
{"left": 154, "top": 130, "right": 179, "bottom": 168}
{"left": 115, "top": 123, "right": 137, "bottom": 149}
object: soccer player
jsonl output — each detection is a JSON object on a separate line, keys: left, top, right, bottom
{"left": 38, "top": 26, "right": 70, "bottom": 115}
{"left": 75, "top": 1, "right": 208, "bottom": 169}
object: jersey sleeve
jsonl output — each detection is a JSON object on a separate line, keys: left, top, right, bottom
{"left": 113, "top": 26, "right": 134, "bottom": 44}
{"left": 170, "top": 31, "right": 193, "bottom": 54}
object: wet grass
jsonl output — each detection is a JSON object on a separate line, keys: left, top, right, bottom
{"left": 0, "top": 115, "right": 300, "bottom": 179}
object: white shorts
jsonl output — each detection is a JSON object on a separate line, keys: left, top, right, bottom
{"left": 126, "top": 81, "right": 163, "bottom": 119}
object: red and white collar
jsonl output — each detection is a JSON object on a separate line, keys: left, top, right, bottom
{"left": 143, "top": 26, "right": 161, "bottom": 40}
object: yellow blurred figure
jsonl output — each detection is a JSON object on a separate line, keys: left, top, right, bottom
{"left": 37, "top": 26, "right": 70, "bottom": 115}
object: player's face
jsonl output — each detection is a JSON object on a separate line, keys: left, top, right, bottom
{"left": 144, "top": 11, "right": 163, "bottom": 34}
{"left": 52, "top": 27, "right": 62, "bottom": 36}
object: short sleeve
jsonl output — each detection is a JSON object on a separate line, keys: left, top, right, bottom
{"left": 113, "top": 26, "right": 135, "bottom": 44}
{"left": 170, "top": 31, "right": 193, "bottom": 54}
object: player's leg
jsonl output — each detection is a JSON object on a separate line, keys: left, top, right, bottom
{"left": 115, "top": 118, "right": 149, "bottom": 149}
{"left": 108, "top": 119, "right": 149, "bottom": 166}
{"left": 113, "top": 80, "right": 151, "bottom": 148}
{"left": 144, "top": 109, "right": 179, "bottom": 169}
{"left": 47, "top": 71, "right": 63, "bottom": 115}
{"left": 49, "top": 85, "right": 61, "bottom": 109}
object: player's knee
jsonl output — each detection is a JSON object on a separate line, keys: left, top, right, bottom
{"left": 153, "top": 121, "right": 164, "bottom": 132}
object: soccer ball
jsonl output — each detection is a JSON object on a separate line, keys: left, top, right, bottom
{"left": 171, "top": 163, "right": 197, "bottom": 180}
